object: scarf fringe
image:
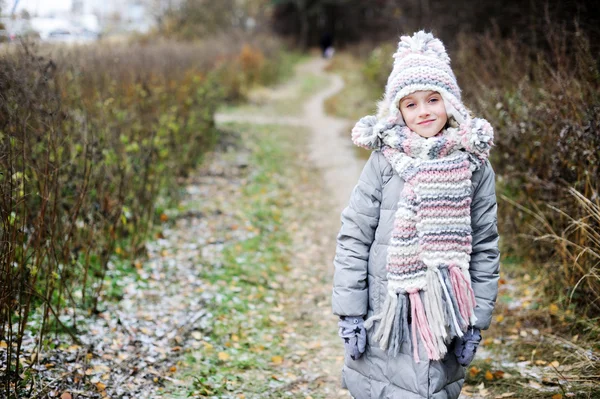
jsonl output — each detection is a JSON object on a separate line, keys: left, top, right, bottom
{"left": 365, "top": 266, "right": 477, "bottom": 362}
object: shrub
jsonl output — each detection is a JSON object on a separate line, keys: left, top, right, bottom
{"left": 0, "top": 34, "right": 286, "bottom": 395}
{"left": 453, "top": 24, "right": 600, "bottom": 316}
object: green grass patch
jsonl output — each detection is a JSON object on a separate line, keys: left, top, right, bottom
{"left": 162, "top": 123, "right": 309, "bottom": 398}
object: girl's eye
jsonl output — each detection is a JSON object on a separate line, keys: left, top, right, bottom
{"left": 429, "top": 98, "right": 439, "bottom": 103}
{"left": 405, "top": 103, "right": 415, "bottom": 108}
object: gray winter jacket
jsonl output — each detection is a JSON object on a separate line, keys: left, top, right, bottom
{"left": 332, "top": 150, "right": 500, "bottom": 399}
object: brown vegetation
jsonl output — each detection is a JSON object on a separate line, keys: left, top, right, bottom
{"left": 0, "top": 35, "right": 287, "bottom": 396}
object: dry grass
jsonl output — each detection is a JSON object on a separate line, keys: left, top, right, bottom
{"left": 0, "top": 34, "right": 290, "bottom": 397}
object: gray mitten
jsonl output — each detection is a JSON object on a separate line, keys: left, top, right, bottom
{"left": 454, "top": 327, "right": 482, "bottom": 366}
{"left": 338, "top": 316, "right": 367, "bottom": 360}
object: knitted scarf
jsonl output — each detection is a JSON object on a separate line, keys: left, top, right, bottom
{"left": 351, "top": 115, "right": 494, "bottom": 362}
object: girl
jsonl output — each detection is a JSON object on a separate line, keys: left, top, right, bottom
{"left": 332, "top": 31, "right": 499, "bottom": 399}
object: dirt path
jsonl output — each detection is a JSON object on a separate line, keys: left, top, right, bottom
{"left": 215, "top": 56, "right": 362, "bottom": 397}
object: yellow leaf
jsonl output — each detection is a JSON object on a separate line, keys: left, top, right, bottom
{"left": 169, "top": 366, "right": 177, "bottom": 372}
{"left": 552, "top": 395, "right": 562, "bottom": 399}
{"left": 218, "top": 352, "right": 230, "bottom": 361}
{"left": 469, "top": 366, "right": 480, "bottom": 378}
{"left": 572, "top": 334, "right": 579, "bottom": 342}
{"left": 485, "top": 370, "right": 494, "bottom": 381}
{"left": 496, "top": 314, "right": 505, "bottom": 323}
{"left": 549, "top": 303, "right": 559, "bottom": 315}
{"left": 550, "top": 360, "right": 560, "bottom": 368}
{"left": 271, "top": 355, "right": 283, "bottom": 365}
{"left": 232, "top": 334, "right": 239, "bottom": 342}
{"left": 61, "top": 393, "right": 72, "bottom": 399}
{"left": 95, "top": 382, "right": 106, "bottom": 391}
{"left": 0, "top": 341, "right": 7, "bottom": 348}
{"left": 203, "top": 342, "right": 214, "bottom": 351}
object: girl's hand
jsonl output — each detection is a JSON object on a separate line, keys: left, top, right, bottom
{"left": 454, "top": 327, "right": 482, "bottom": 366}
{"left": 338, "top": 316, "right": 367, "bottom": 360}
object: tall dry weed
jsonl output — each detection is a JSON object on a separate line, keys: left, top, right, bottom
{"left": 453, "top": 23, "right": 600, "bottom": 315}
{"left": 0, "top": 34, "right": 286, "bottom": 395}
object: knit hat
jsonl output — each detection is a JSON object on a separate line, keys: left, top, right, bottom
{"left": 376, "top": 31, "right": 469, "bottom": 126}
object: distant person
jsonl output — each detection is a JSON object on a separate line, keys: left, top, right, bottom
{"left": 320, "top": 31, "right": 334, "bottom": 58}
{"left": 332, "top": 31, "right": 499, "bottom": 399}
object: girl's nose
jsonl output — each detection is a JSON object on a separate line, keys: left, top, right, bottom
{"left": 418, "top": 105, "right": 430, "bottom": 117}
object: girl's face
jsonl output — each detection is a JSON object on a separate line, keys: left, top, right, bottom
{"left": 399, "top": 91, "right": 448, "bottom": 138}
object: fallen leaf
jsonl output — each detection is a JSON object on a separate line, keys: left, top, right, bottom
{"left": 160, "top": 213, "right": 168, "bottom": 222}
{"left": 550, "top": 360, "right": 560, "bottom": 368}
{"left": 494, "top": 393, "right": 515, "bottom": 398}
{"left": 485, "top": 371, "right": 494, "bottom": 381}
{"left": 271, "top": 355, "right": 283, "bottom": 365}
{"left": 572, "top": 334, "right": 579, "bottom": 342}
{"left": 218, "top": 352, "right": 230, "bottom": 361}
{"left": 493, "top": 370, "right": 505, "bottom": 379}
{"left": 95, "top": 382, "right": 106, "bottom": 391}
{"left": 61, "top": 393, "right": 72, "bottom": 399}
{"left": 549, "top": 303, "right": 559, "bottom": 315}
{"left": 496, "top": 314, "right": 504, "bottom": 323}
{"left": 469, "top": 366, "right": 480, "bottom": 378}
{"left": 170, "top": 366, "right": 177, "bottom": 372}
{"left": 0, "top": 341, "right": 8, "bottom": 348}
{"left": 552, "top": 395, "right": 562, "bottom": 399}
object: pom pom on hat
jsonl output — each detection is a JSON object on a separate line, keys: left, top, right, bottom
{"left": 393, "top": 31, "right": 450, "bottom": 65}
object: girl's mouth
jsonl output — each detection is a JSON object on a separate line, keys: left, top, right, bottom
{"left": 418, "top": 119, "right": 435, "bottom": 125}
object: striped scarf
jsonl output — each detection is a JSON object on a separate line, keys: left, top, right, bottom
{"left": 351, "top": 115, "right": 494, "bottom": 362}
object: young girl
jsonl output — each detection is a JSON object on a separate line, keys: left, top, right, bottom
{"left": 332, "top": 31, "right": 499, "bottom": 399}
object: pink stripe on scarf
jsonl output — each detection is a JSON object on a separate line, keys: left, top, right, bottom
{"left": 449, "top": 265, "right": 473, "bottom": 324}
{"left": 409, "top": 290, "right": 439, "bottom": 362}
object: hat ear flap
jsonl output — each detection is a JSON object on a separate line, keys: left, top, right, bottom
{"left": 440, "top": 92, "right": 466, "bottom": 125}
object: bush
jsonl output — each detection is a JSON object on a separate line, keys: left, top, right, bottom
{"left": 0, "top": 35, "right": 286, "bottom": 394}
{"left": 453, "top": 25, "right": 600, "bottom": 316}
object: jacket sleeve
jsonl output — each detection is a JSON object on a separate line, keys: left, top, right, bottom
{"left": 469, "top": 160, "right": 501, "bottom": 330}
{"left": 332, "top": 151, "right": 383, "bottom": 317}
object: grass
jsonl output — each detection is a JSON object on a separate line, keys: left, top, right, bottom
{"left": 323, "top": 53, "right": 378, "bottom": 121}
{"left": 218, "top": 53, "right": 327, "bottom": 117}
{"left": 161, "top": 122, "right": 315, "bottom": 398}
